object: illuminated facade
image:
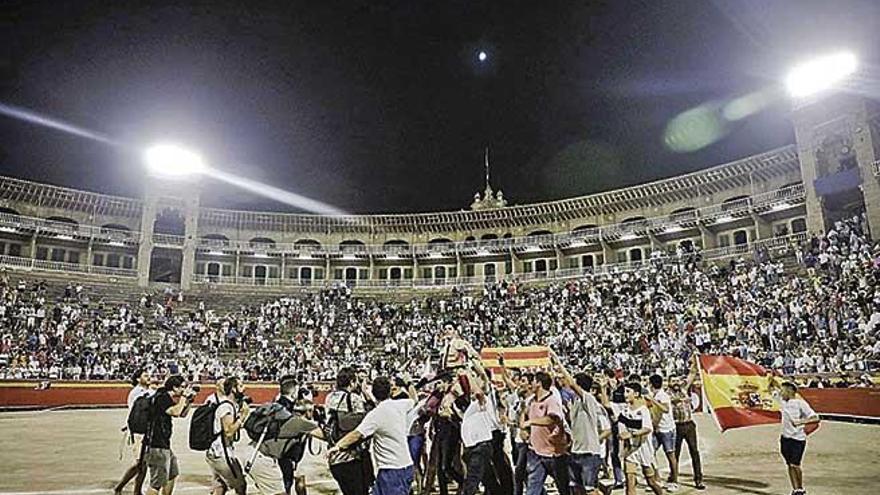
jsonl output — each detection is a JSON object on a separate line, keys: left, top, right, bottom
{"left": 0, "top": 94, "right": 877, "bottom": 291}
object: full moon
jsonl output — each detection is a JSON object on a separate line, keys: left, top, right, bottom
{"left": 478, "top": 51, "right": 487, "bottom": 62}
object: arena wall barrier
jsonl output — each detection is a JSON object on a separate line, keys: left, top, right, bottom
{"left": 798, "top": 387, "right": 880, "bottom": 420}
{"left": 1, "top": 380, "right": 878, "bottom": 419}
{"left": 0, "top": 380, "right": 332, "bottom": 409}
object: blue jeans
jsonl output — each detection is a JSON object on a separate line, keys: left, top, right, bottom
{"left": 526, "top": 450, "right": 570, "bottom": 495}
{"left": 374, "top": 466, "right": 414, "bottom": 495}
{"left": 408, "top": 434, "right": 425, "bottom": 466}
{"left": 569, "top": 453, "right": 602, "bottom": 490}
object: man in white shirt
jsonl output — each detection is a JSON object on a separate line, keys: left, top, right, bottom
{"left": 206, "top": 377, "right": 250, "bottom": 495}
{"left": 458, "top": 368, "right": 498, "bottom": 495}
{"left": 619, "top": 383, "right": 663, "bottom": 495}
{"left": 114, "top": 369, "right": 154, "bottom": 495}
{"left": 772, "top": 380, "right": 820, "bottom": 495}
{"left": 646, "top": 374, "right": 679, "bottom": 492}
{"left": 328, "top": 376, "right": 415, "bottom": 495}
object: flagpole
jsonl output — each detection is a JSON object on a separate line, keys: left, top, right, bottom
{"left": 484, "top": 146, "right": 490, "bottom": 189}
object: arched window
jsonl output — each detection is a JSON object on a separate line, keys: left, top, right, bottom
{"left": 153, "top": 209, "right": 184, "bottom": 235}
{"left": 384, "top": 239, "right": 409, "bottom": 246}
{"left": 733, "top": 230, "right": 748, "bottom": 245}
{"left": 620, "top": 216, "right": 646, "bottom": 224}
{"left": 722, "top": 195, "right": 750, "bottom": 212}
{"left": 250, "top": 237, "right": 276, "bottom": 247}
{"left": 480, "top": 233, "right": 498, "bottom": 241}
{"left": 790, "top": 218, "right": 807, "bottom": 233}
{"left": 572, "top": 224, "right": 598, "bottom": 232}
{"left": 47, "top": 216, "right": 78, "bottom": 225}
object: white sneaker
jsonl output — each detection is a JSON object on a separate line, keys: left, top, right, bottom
{"left": 665, "top": 482, "right": 679, "bottom": 492}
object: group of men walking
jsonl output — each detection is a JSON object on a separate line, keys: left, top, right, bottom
{"left": 113, "top": 344, "right": 820, "bottom": 495}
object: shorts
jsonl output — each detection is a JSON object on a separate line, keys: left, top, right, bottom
{"left": 569, "top": 453, "right": 602, "bottom": 490}
{"left": 241, "top": 443, "right": 286, "bottom": 495}
{"left": 126, "top": 433, "right": 144, "bottom": 461}
{"left": 653, "top": 430, "right": 676, "bottom": 453}
{"left": 207, "top": 451, "right": 246, "bottom": 495}
{"left": 624, "top": 460, "right": 656, "bottom": 477}
{"left": 780, "top": 437, "right": 806, "bottom": 466}
{"left": 145, "top": 448, "right": 179, "bottom": 489}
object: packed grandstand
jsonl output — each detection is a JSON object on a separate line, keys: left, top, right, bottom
{"left": 1, "top": 214, "right": 877, "bottom": 384}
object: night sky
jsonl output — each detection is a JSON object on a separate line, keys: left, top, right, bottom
{"left": 1, "top": 0, "right": 879, "bottom": 214}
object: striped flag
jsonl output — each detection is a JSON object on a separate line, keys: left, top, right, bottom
{"left": 699, "top": 354, "right": 817, "bottom": 433}
{"left": 480, "top": 346, "right": 551, "bottom": 377}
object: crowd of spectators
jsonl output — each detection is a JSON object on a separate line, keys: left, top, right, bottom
{"left": 1, "top": 215, "right": 878, "bottom": 384}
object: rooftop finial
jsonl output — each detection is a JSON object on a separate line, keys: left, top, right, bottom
{"left": 471, "top": 146, "right": 508, "bottom": 210}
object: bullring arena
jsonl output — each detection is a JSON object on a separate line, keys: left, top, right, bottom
{"left": 3, "top": 9, "right": 880, "bottom": 495}
{"left": 1, "top": 407, "right": 878, "bottom": 494}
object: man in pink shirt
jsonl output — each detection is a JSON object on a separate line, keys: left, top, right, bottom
{"left": 521, "top": 371, "right": 570, "bottom": 495}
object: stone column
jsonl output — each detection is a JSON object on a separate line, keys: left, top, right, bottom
{"left": 850, "top": 102, "right": 880, "bottom": 237}
{"left": 136, "top": 201, "right": 157, "bottom": 288}
{"left": 600, "top": 239, "right": 616, "bottom": 265}
{"left": 698, "top": 225, "right": 717, "bottom": 250}
{"left": 751, "top": 214, "right": 773, "bottom": 240}
{"left": 179, "top": 196, "right": 200, "bottom": 291}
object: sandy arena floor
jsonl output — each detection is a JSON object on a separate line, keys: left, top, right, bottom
{"left": 0, "top": 409, "right": 877, "bottom": 495}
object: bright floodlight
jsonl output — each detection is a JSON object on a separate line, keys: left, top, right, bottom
{"left": 478, "top": 51, "right": 487, "bottom": 62}
{"left": 144, "top": 143, "right": 207, "bottom": 178}
{"left": 785, "top": 52, "right": 858, "bottom": 98}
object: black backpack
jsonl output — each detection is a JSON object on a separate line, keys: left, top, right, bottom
{"left": 243, "top": 402, "right": 310, "bottom": 462}
{"left": 328, "top": 392, "right": 366, "bottom": 442}
{"left": 127, "top": 394, "right": 155, "bottom": 435}
{"left": 190, "top": 395, "right": 235, "bottom": 451}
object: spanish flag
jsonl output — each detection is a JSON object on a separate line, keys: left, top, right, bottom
{"left": 699, "top": 355, "right": 779, "bottom": 431}
{"left": 699, "top": 355, "right": 818, "bottom": 433}
{"left": 480, "top": 346, "right": 550, "bottom": 375}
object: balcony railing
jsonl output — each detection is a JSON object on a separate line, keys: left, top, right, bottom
{"left": 0, "top": 184, "right": 807, "bottom": 258}
{"left": 189, "top": 232, "right": 809, "bottom": 290}
{"left": 152, "top": 233, "right": 186, "bottom": 246}
{"left": 0, "top": 212, "right": 139, "bottom": 244}
{"left": 0, "top": 254, "right": 138, "bottom": 278}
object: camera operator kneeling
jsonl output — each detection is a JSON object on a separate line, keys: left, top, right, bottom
{"left": 146, "top": 375, "right": 197, "bottom": 495}
{"left": 207, "top": 377, "right": 251, "bottom": 495}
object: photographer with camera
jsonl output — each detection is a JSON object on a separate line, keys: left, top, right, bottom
{"left": 114, "top": 368, "right": 154, "bottom": 495}
{"left": 206, "top": 376, "right": 251, "bottom": 495}
{"left": 146, "top": 375, "right": 198, "bottom": 495}
{"left": 324, "top": 367, "right": 372, "bottom": 495}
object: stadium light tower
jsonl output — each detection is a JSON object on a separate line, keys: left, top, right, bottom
{"left": 143, "top": 143, "right": 207, "bottom": 179}
{"left": 785, "top": 52, "right": 858, "bottom": 98}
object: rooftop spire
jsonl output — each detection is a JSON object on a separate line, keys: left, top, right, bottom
{"left": 471, "top": 146, "right": 508, "bottom": 210}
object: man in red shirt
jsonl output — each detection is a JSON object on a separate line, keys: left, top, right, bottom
{"left": 521, "top": 371, "right": 570, "bottom": 495}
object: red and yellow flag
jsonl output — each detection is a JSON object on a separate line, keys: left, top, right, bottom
{"left": 699, "top": 355, "right": 818, "bottom": 434}
{"left": 480, "top": 346, "right": 550, "bottom": 375}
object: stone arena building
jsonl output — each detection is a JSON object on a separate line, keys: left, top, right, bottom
{"left": 0, "top": 93, "right": 877, "bottom": 292}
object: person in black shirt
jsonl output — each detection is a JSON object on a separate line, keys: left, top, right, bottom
{"left": 146, "top": 375, "right": 197, "bottom": 495}
{"left": 277, "top": 375, "right": 298, "bottom": 495}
